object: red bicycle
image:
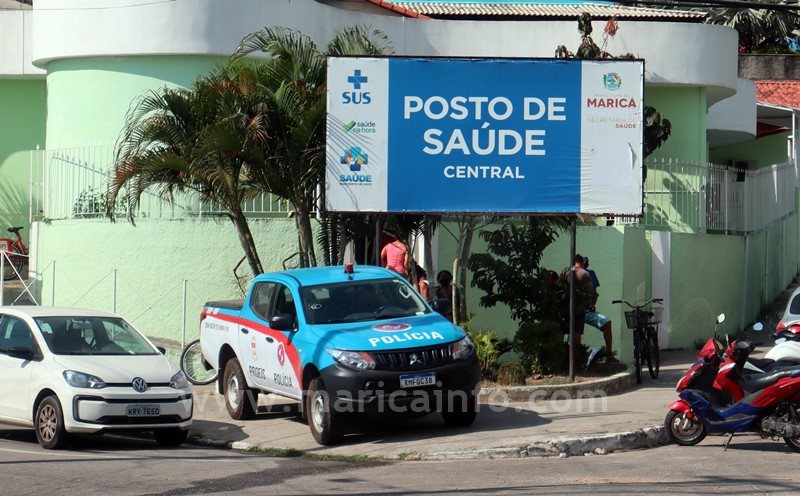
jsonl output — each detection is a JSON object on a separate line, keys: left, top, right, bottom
{"left": 1, "top": 226, "right": 28, "bottom": 281}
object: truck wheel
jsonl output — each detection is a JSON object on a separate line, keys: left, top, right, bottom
{"left": 223, "top": 358, "right": 257, "bottom": 420}
{"left": 441, "top": 392, "right": 477, "bottom": 427}
{"left": 306, "top": 377, "right": 344, "bottom": 445}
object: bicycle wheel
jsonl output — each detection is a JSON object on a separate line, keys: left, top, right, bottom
{"left": 180, "top": 339, "right": 217, "bottom": 385}
{"left": 633, "top": 330, "right": 643, "bottom": 384}
{"left": 646, "top": 326, "right": 661, "bottom": 378}
{"left": 2, "top": 245, "right": 25, "bottom": 281}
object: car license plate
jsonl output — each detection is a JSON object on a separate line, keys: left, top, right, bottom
{"left": 399, "top": 372, "right": 436, "bottom": 388}
{"left": 127, "top": 404, "right": 160, "bottom": 417}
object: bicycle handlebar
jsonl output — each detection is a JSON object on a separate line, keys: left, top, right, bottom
{"left": 612, "top": 298, "right": 663, "bottom": 309}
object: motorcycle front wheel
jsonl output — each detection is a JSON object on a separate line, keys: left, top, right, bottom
{"left": 665, "top": 409, "right": 707, "bottom": 446}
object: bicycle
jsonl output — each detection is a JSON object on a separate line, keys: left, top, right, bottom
{"left": 1, "top": 226, "right": 29, "bottom": 281}
{"left": 180, "top": 338, "right": 218, "bottom": 385}
{"left": 612, "top": 298, "right": 664, "bottom": 384}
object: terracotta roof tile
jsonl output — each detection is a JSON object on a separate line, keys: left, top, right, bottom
{"left": 757, "top": 81, "right": 800, "bottom": 109}
{"left": 363, "top": 0, "right": 431, "bottom": 18}
{"left": 392, "top": 2, "right": 706, "bottom": 20}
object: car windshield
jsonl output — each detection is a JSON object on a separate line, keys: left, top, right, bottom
{"left": 300, "top": 277, "right": 429, "bottom": 325}
{"left": 34, "top": 316, "right": 158, "bottom": 355}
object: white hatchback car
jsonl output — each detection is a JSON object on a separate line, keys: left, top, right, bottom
{"left": 0, "top": 306, "right": 192, "bottom": 449}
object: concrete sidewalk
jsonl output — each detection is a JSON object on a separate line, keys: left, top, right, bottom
{"left": 186, "top": 349, "right": 696, "bottom": 459}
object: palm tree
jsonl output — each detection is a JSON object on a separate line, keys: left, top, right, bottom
{"left": 232, "top": 26, "right": 394, "bottom": 267}
{"left": 705, "top": 6, "right": 798, "bottom": 52}
{"left": 108, "top": 64, "right": 272, "bottom": 276}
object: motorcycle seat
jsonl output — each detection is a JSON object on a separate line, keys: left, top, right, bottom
{"left": 741, "top": 368, "right": 798, "bottom": 393}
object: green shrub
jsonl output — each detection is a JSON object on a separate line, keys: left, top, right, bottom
{"left": 514, "top": 320, "right": 588, "bottom": 374}
{"left": 468, "top": 330, "right": 511, "bottom": 381}
{"left": 495, "top": 362, "right": 527, "bottom": 386}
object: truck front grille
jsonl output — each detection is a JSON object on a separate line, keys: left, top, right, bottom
{"left": 371, "top": 344, "right": 453, "bottom": 371}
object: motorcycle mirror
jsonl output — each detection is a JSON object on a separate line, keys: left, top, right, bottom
{"left": 716, "top": 314, "right": 726, "bottom": 324}
{"left": 753, "top": 322, "right": 764, "bottom": 332}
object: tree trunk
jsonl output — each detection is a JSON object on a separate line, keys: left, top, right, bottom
{"left": 455, "top": 216, "right": 477, "bottom": 323}
{"left": 230, "top": 207, "right": 263, "bottom": 277}
{"left": 295, "top": 206, "right": 317, "bottom": 268}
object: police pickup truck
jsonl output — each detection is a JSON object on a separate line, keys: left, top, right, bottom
{"left": 199, "top": 264, "right": 480, "bottom": 445}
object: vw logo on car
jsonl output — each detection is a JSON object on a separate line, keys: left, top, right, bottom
{"left": 132, "top": 377, "right": 149, "bottom": 393}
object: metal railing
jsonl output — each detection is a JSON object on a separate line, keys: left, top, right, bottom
{"left": 30, "top": 144, "right": 292, "bottom": 220}
{"left": 618, "top": 159, "right": 796, "bottom": 234}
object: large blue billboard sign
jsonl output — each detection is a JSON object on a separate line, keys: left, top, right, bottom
{"left": 326, "top": 57, "right": 644, "bottom": 215}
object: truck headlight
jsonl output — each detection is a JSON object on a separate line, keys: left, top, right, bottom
{"left": 326, "top": 348, "right": 376, "bottom": 371}
{"left": 63, "top": 370, "right": 107, "bottom": 389}
{"left": 452, "top": 336, "right": 474, "bottom": 360}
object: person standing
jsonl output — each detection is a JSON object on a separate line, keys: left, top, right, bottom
{"left": 414, "top": 264, "right": 431, "bottom": 302}
{"left": 380, "top": 229, "right": 409, "bottom": 278}
{"left": 581, "top": 256, "right": 619, "bottom": 362}
{"left": 559, "top": 254, "right": 595, "bottom": 348}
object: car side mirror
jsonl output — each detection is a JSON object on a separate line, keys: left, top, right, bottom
{"left": 156, "top": 346, "right": 167, "bottom": 355}
{"left": 7, "top": 346, "right": 35, "bottom": 360}
{"left": 270, "top": 314, "right": 296, "bottom": 332}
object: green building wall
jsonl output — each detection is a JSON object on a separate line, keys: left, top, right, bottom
{"left": 34, "top": 217, "right": 300, "bottom": 346}
{"left": 0, "top": 79, "right": 46, "bottom": 243}
{"left": 45, "top": 56, "right": 226, "bottom": 147}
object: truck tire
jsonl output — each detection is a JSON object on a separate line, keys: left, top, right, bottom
{"left": 223, "top": 358, "right": 257, "bottom": 420}
{"left": 441, "top": 392, "right": 477, "bottom": 427}
{"left": 306, "top": 377, "right": 344, "bottom": 445}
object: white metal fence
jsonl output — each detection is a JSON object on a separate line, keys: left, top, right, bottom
{"left": 641, "top": 159, "right": 796, "bottom": 233}
{"left": 30, "top": 144, "right": 292, "bottom": 221}
{"left": 29, "top": 146, "right": 797, "bottom": 234}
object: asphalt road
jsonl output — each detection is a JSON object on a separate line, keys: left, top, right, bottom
{"left": 2, "top": 426, "right": 800, "bottom": 495}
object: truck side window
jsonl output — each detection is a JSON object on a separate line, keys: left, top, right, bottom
{"left": 274, "top": 286, "right": 297, "bottom": 322}
{"left": 250, "top": 282, "right": 277, "bottom": 321}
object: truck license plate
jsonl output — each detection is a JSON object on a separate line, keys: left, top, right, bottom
{"left": 399, "top": 372, "right": 436, "bottom": 388}
{"left": 127, "top": 404, "right": 160, "bottom": 417}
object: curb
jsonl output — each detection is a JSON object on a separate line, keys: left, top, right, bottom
{"left": 184, "top": 367, "right": 655, "bottom": 460}
{"left": 185, "top": 424, "right": 670, "bottom": 461}
{"left": 478, "top": 366, "right": 636, "bottom": 402}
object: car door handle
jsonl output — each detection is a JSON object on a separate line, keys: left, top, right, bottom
{"left": 265, "top": 336, "right": 274, "bottom": 343}
{"left": 240, "top": 328, "right": 249, "bottom": 335}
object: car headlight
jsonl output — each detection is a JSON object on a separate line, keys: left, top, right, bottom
{"left": 452, "top": 335, "right": 474, "bottom": 360}
{"left": 63, "top": 370, "right": 107, "bottom": 389}
{"left": 326, "top": 348, "right": 375, "bottom": 371}
{"left": 170, "top": 370, "right": 190, "bottom": 389}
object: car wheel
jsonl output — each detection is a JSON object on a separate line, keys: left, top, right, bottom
{"left": 35, "top": 395, "right": 69, "bottom": 449}
{"left": 306, "top": 377, "right": 344, "bottom": 445}
{"left": 223, "top": 358, "right": 257, "bottom": 420}
{"left": 441, "top": 392, "right": 477, "bottom": 427}
{"left": 153, "top": 428, "right": 189, "bottom": 447}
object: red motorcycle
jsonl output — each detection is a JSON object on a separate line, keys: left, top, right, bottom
{"left": 667, "top": 316, "right": 800, "bottom": 451}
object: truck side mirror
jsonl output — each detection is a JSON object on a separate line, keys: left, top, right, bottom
{"left": 270, "top": 314, "right": 296, "bottom": 331}
{"left": 431, "top": 298, "right": 451, "bottom": 314}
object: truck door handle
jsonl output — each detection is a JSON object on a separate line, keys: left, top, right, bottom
{"left": 265, "top": 336, "right": 274, "bottom": 343}
{"left": 240, "top": 328, "right": 249, "bottom": 335}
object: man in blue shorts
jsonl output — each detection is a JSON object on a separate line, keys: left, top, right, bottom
{"left": 582, "top": 256, "right": 619, "bottom": 363}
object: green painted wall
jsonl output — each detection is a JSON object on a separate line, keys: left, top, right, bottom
{"left": 669, "top": 232, "right": 745, "bottom": 347}
{"left": 646, "top": 87, "right": 708, "bottom": 162}
{"left": 620, "top": 227, "right": 651, "bottom": 359}
{"left": 710, "top": 132, "right": 792, "bottom": 168}
{"left": 35, "top": 217, "right": 300, "bottom": 346}
{"left": 45, "top": 56, "right": 226, "bottom": 147}
{"left": 0, "top": 80, "right": 47, "bottom": 242}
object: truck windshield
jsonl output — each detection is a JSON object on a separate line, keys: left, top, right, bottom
{"left": 300, "top": 277, "right": 429, "bottom": 324}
